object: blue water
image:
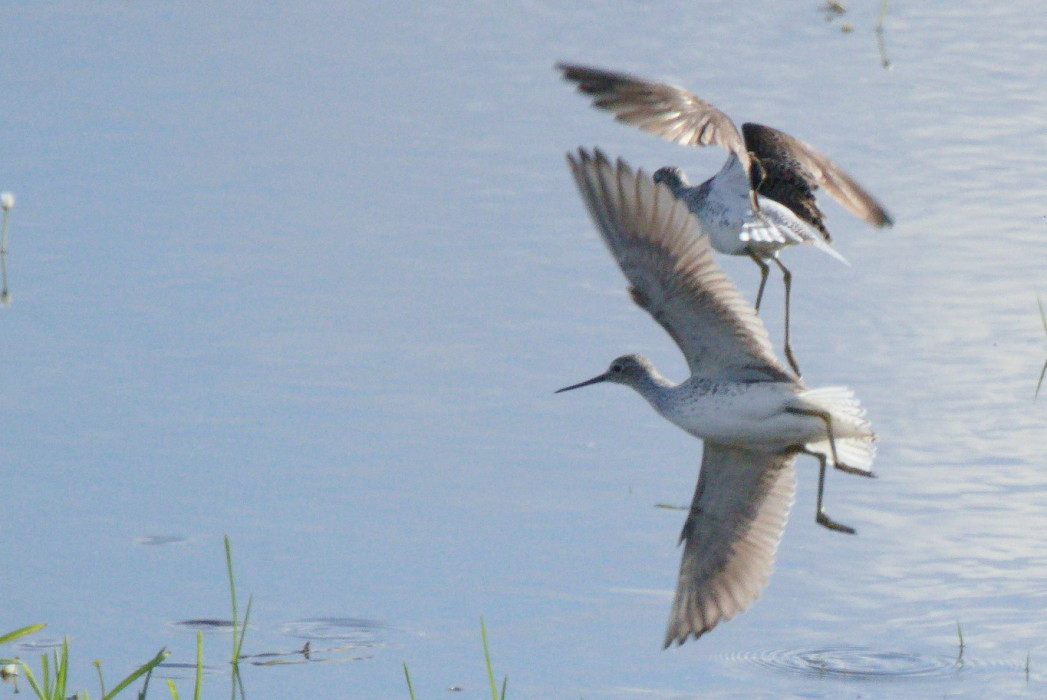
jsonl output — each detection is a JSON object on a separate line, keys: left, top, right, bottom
{"left": 2, "top": 1, "right": 1046, "bottom": 698}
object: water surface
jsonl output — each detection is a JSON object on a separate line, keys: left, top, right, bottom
{"left": 2, "top": 1, "right": 1046, "bottom": 698}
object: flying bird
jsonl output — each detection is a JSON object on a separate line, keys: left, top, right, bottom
{"left": 558, "top": 148, "right": 876, "bottom": 646}
{"left": 557, "top": 63, "right": 893, "bottom": 376}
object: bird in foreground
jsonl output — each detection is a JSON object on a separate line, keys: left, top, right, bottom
{"left": 558, "top": 148, "right": 876, "bottom": 646}
{"left": 557, "top": 62, "right": 894, "bottom": 376}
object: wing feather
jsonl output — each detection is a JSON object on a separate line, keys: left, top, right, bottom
{"left": 557, "top": 63, "right": 893, "bottom": 233}
{"left": 664, "top": 444, "right": 796, "bottom": 646}
{"left": 743, "top": 123, "right": 894, "bottom": 231}
{"left": 557, "top": 63, "right": 749, "bottom": 168}
{"left": 567, "top": 148, "right": 794, "bottom": 383}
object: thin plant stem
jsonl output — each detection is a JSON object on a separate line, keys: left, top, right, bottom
{"left": 0, "top": 208, "right": 9, "bottom": 254}
{"left": 480, "top": 617, "right": 502, "bottom": 700}
{"left": 403, "top": 662, "right": 416, "bottom": 700}
{"left": 193, "top": 631, "right": 203, "bottom": 700}
{"left": 224, "top": 536, "right": 249, "bottom": 700}
{"left": 96, "top": 659, "right": 108, "bottom": 698}
{"left": 875, "top": 0, "right": 892, "bottom": 69}
{"left": 1036, "top": 295, "right": 1047, "bottom": 400}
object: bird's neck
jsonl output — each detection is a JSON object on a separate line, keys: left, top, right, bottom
{"left": 629, "top": 366, "right": 676, "bottom": 410}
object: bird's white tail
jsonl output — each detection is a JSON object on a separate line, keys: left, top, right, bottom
{"left": 806, "top": 234, "right": 849, "bottom": 265}
{"left": 796, "top": 386, "right": 875, "bottom": 472}
{"left": 751, "top": 198, "right": 849, "bottom": 265}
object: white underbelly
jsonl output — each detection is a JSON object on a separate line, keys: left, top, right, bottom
{"left": 662, "top": 384, "right": 823, "bottom": 451}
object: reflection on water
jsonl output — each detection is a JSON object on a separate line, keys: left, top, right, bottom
{"left": 0, "top": 193, "right": 13, "bottom": 306}
{"left": 172, "top": 618, "right": 236, "bottom": 630}
{"left": 1036, "top": 295, "right": 1047, "bottom": 399}
{"left": 134, "top": 535, "right": 190, "bottom": 546}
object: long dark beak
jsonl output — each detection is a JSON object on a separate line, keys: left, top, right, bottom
{"left": 555, "top": 372, "right": 609, "bottom": 394}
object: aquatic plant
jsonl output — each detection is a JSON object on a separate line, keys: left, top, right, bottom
{"left": 0, "top": 624, "right": 167, "bottom": 700}
{"left": 403, "top": 617, "right": 507, "bottom": 700}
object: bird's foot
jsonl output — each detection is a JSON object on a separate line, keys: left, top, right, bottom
{"left": 834, "top": 462, "right": 876, "bottom": 478}
{"left": 817, "top": 510, "right": 856, "bottom": 535}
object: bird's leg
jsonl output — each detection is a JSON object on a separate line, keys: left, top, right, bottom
{"left": 803, "top": 448, "right": 856, "bottom": 535}
{"left": 786, "top": 407, "right": 875, "bottom": 478}
{"left": 747, "top": 251, "right": 770, "bottom": 311}
{"left": 772, "top": 256, "right": 801, "bottom": 377}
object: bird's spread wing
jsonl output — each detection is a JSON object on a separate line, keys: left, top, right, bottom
{"left": 567, "top": 148, "right": 794, "bottom": 383}
{"left": 557, "top": 63, "right": 750, "bottom": 169}
{"left": 663, "top": 443, "right": 796, "bottom": 647}
{"left": 743, "top": 123, "right": 894, "bottom": 236}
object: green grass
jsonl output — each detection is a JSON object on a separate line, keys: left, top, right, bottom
{"left": 224, "top": 535, "right": 250, "bottom": 700}
{"left": 403, "top": 662, "right": 417, "bottom": 700}
{"left": 0, "top": 628, "right": 168, "bottom": 700}
{"left": 164, "top": 632, "right": 203, "bottom": 700}
{"left": 1, "top": 536, "right": 254, "bottom": 700}
{"left": 480, "top": 617, "right": 508, "bottom": 700}
{"left": 402, "top": 617, "right": 508, "bottom": 699}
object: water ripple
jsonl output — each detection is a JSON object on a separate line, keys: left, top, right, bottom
{"left": 724, "top": 646, "right": 1011, "bottom": 680}
{"left": 279, "top": 618, "right": 388, "bottom": 647}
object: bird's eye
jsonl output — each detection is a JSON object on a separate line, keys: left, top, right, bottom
{"left": 611, "top": 364, "right": 623, "bottom": 373}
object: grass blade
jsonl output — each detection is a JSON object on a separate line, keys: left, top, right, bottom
{"left": 225, "top": 536, "right": 238, "bottom": 637}
{"left": 57, "top": 640, "right": 69, "bottom": 698}
{"left": 42, "top": 650, "right": 53, "bottom": 698}
{"left": 233, "top": 595, "right": 252, "bottom": 664}
{"left": 480, "top": 617, "right": 499, "bottom": 700}
{"left": 193, "top": 630, "right": 203, "bottom": 700}
{"left": 0, "top": 624, "right": 46, "bottom": 646}
{"left": 102, "top": 648, "right": 168, "bottom": 700}
{"left": 17, "top": 659, "right": 46, "bottom": 699}
{"left": 403, "top": 662, "right": 416, "bottom": 700}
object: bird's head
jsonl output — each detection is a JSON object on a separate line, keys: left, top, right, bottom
{"left": 556, "top": 354, "right": 654, "bottom": 393}
{"left": 653, "top": 166, "right": 688, "bottom": 191}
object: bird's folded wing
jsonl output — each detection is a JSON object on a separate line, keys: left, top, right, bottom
{"left": 567, "top": 148, "right": 794, "bottom": 383}
{"left": 664, "top": 443, "right": 796, "bottom": 647}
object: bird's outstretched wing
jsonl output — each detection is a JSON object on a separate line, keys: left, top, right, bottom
{"left": 664, "top": 443, "right": 796, "bottom": 647}
{"left": 557, "top": 63, "right": 750, "bottom": 170}
{"left": 566, "top": 148, "right": 794, "bottom": 383}
{"left": 743, "top": 123, "right": 894, "bottom": 237}
{"left": 558, "top": 63, "right": 893, "bottom": 233}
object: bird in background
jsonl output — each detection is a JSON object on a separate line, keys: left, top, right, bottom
{"left": 557, "top": 63, "right": 893, "bottom": 377}
{"left": 558, "top": 148, "right": 876, "bottom": 646}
